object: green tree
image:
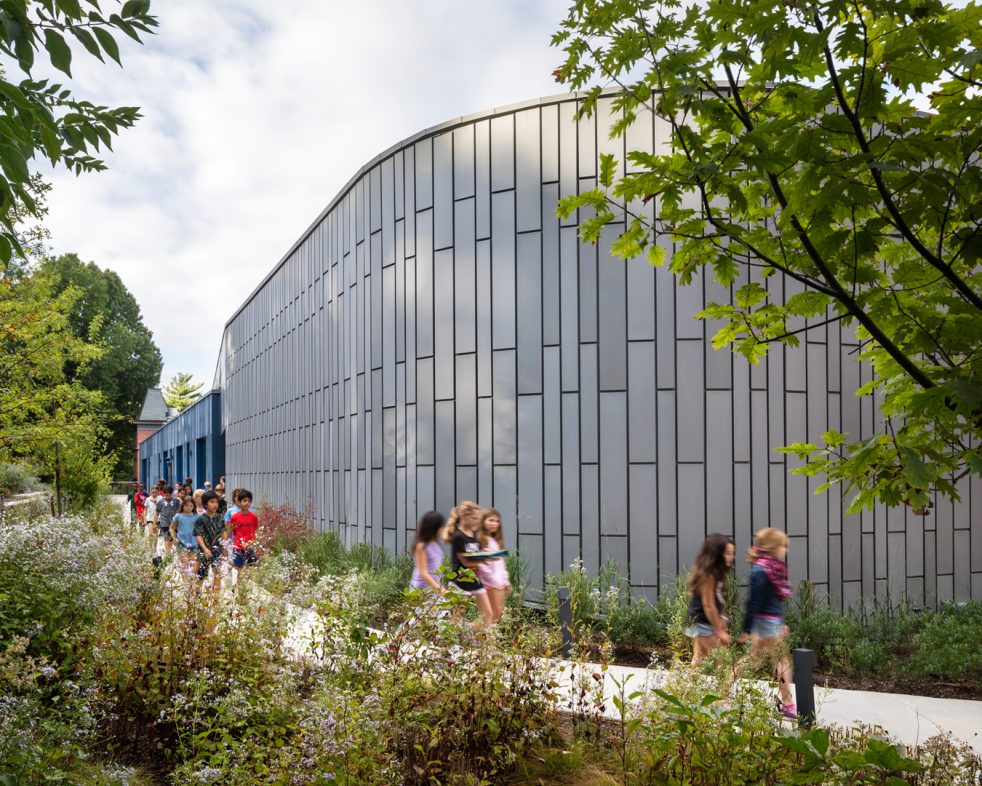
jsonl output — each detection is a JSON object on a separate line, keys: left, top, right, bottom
{"left": 552, "top": 0, "right": 981, "bottom": 513}
{"left": 0, "top": 268, "right": 107, "bottom": 510}
{"left": 0, "top": 0, "right": 157, "bottom": 265}
{"left": 163, "top": 372, "right": 202, "bottom": 412}
{"left": 43, "top": 253, "right": 162, "bottom": 479}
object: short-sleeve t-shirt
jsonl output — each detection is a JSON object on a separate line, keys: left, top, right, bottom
{"left": 450, "top": 530, "right": 482, "bottom": 588}
{"left": 173, "top": 512, "right": 199, "bottom": 550}
{"left": 193, "top": 512, "right": 226, "bottom": 552}
{"left": 156, "top": 497, "right": 180, "bottom": 527}
{"left": 230, "top": 510, "right": 259, "bottom": 550}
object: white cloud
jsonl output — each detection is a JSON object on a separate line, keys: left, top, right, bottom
{"left": 42, "top": 0, "right": 571, "bottom": 389}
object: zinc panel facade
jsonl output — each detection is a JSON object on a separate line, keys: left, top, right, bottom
{"left": 215, "top": 93, "right": 979, "bottom": 605}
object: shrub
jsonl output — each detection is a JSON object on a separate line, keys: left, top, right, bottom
{"left": 909, "top": 602, "right": 982, "bottom": 682}
{"left": 0, "top": 461, "right": 42, "bottom": 496}
{"left": 254, "top": 499, "right": 314, "bottom": 553}
{"left": 0, "top": 511, "right": 146, "bottom": 669}
{"left": 85, "top": 575, "right": 294, "bottom": 769}
{"left": 606, "top": 576, "right": 690, "bottom": 654}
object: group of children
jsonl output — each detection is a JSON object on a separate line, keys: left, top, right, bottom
{"left": 131, "top": 480, "right": 260, "bottom": 589}
{"left": 132, "top": 481, "right": 795, "bottom": 710}
{"left": 685, "top": 527, "right": 796, "bottom": 718}
{"left": 409, "top": 500, "right": 512, "bottom": 627}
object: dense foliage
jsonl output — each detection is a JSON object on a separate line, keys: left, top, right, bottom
{"left": 553, "top": 0, "right": 982, "bottom": 514}
{"left": 0, "top": 268, "right": 111, "bottom": 509}
{"left": 0, "top": 0, "right": 157, "bottom": 264}
{"left": 43, "top": 253, "right": 162, "bottom": 479}
{"left": 1, "top": 500, "right": 980, "bottom": 784}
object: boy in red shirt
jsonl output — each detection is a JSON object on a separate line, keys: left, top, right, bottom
{"left": 229, "top": 489, "right": 259, "bottom": 570}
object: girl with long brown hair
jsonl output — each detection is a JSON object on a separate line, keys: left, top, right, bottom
{"left": 476, "top": 508, "right": 511, "bottom": 622}
{"left": 685, "top": 533, "right": 735, "bottom": 664}
{"left": 444, "top": 500, "right": 494, "bottom": 626}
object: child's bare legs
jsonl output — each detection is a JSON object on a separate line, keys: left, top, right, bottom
{"left": 691, "top": 634, "right": 722, "bottom": 665}
{"left": 733, "top": 634, "right": 793, "bottom": 705}
{"left": 473, "top": 590, "right": 494, "bottom": 627}
{"left": 487, "top": 588, "right": 509, "bottom": 622}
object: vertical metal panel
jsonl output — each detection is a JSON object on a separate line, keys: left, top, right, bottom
{"left": 415, "top": 138, "right": 433, "bottom": 210}
{"left": 476, "top": 239, "right": 492, "bottom": 397}
{"left": 518, "top": 395, "right": 543, "bottom": 535}
{"left": 415, "top": 210, "right": 434, "bottom": 358}
{"left": 455, "top": 353, "right": 477, "bottom": 466}
{"left": 475, "top": 119, "right": 491, "bottom": 239}
{"left": 561, "top": 392, "right": 580, "bottom": 536}
{"left": 544, "top": 465, "right": 562, "bottom": 576}
{"left": 600, "top": 392, "right": 628, "bottom": 536}
{"left": 543, "top": 346, "right": 561, "bottom": 464}
{"left": 515, "top": 108, "right": 541, "bottom": 232}
{"left": 416, "top": 357, "right": 434, "bottom": 465}
{"left": 492, "top": 349, "right": 517, "bottom": 465}
{"left": 676, "top": 341, "right": 704, "bottom": 463}
{"left": 517, "top": 232, "right": 542, "bottom": 393}
{"left": 490, "top": 114, "right": 514, "bottom": 192}
{"left": 433, "top": 131, "right": 453, "bottom": 250}
{"left": 629, "top": 464, "right": 658, "bottom": 585}
{"left": 598, "top": 226, "right": 627, "bottom": 390}
{"left": 454, "top": 199, "right": 476, "bottom": 354}
{"left": 559, "top": 227, "right": 580, "bottom": 391}
{"left": 433, "top": 248, "right": 455, "bottom": 397}
{"left": 580, "top": 344, "right": 599, "bottom": 464}
{"left": 627, "top": 341, "right": 656, "bottom": 463}
{"left": 453, "top": 124, "right": 474, "bottom": 199}
{"left": 435, "top": 399, "right": 455, "bottom": 513}
{"left": 491, "top": 191, "right": 516, "bottom": 350}
{"left": 541, "top": 184, "right": 561, "bottom": 346}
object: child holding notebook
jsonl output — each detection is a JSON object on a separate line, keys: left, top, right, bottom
{"left": 476, "top": 508, "right": 511, "bottom": 623}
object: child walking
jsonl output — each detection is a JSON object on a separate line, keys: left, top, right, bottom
{"left": 172, "top": 497, "right": 200, "bottom": 572}
{"left": 684, "top": 533, "right": 735, "bottom": 664}
{"left": 736, "top": 528, "right": 796, "bottom": 718}
{"left": 229, "top": 489, "right": 259, "bottom": 573}
{"left": 444, "top": 500, "right": 494, "bottom": 627}
{"left": 409, "top": 510, "right": 446, "bottom": 594}
{"left": 476, "top": 508, "right": 511, "bottom": 623}
{"left": 154, "top": 485, "right": 180, "bottom": 555}
{"left": 194, "top": 490, "right": 228, "bottom": 592}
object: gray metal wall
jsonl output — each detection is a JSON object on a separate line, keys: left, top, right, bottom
{"left": 218, "top": 93, "right": 980, "bottom": 606}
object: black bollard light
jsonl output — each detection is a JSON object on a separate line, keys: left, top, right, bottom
{"left": 792, "top": 648, "right": 817, "bottom": 728}
{"left": 558, "top": 586, "right": 573, "bottom": 659}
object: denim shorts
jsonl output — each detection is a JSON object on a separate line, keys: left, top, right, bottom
{"left": 684, "top": 622, "right": 716, "bottom": 638}
{"left": 158, "top": 524, "right": 173, "bottom": 542}
{"left": 233, "top": 548, "right": 258, "bottom": 568}
{"left": 750, "top": 617, "right": 785, "bottom": 639}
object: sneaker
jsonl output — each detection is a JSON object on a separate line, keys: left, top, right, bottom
{"left": 779, "top": 703, "right": 797, "bottom": 719}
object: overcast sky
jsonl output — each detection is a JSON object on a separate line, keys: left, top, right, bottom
{"left": 42, "top": 0, "right": 571, "bottom": 391}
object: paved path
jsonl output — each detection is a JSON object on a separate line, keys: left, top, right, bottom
{"left": 547, "top": 659, "right": 982, "bottom": 753}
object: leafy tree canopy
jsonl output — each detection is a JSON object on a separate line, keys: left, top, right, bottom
{"left": 43, "top": 253, "right": 162, "bottom": 478}
{"left": 0, "top": 0, "right": 157, "bottom": 265}
{"left": 553, "top": 0, "right": 982, "bottom": 513}
{"left": 0, "top": 267, "right": 107, "bottom": 506}
{"left": 163, "top": 372, "right": 202, "bottom": 413}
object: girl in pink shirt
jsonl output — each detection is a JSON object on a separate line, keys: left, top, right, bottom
{"left": 476, "top": 508, "right": 511, "bottom": 623}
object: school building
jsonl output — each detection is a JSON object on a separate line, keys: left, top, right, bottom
{"left": 141, "top": 90, "right": 981, "bottom": 606}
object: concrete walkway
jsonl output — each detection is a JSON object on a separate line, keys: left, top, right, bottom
{"left": 548, "top": 659, "right": 982, "bottom": 753}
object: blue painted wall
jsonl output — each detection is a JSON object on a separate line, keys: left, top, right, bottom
{"left": 139, "top": 391, "right": 225, "bottom": 489}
